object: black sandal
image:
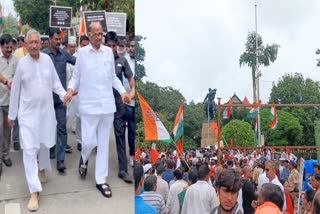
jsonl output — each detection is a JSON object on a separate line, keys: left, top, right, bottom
{"left": 96, "top": 183, "right": 112, "bottom": 198}
{"left": 78, "top": 157, "right": 88, "bottom": 177}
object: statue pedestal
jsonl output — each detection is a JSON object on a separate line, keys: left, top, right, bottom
{"left": 201, "top": 123, "right": 217, "bottom": 148}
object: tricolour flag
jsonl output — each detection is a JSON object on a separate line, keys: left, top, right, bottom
{"left": 247, "top": 100, "right": 262, "bottom": 118}
{"left": 254, "top": 116, "right": 258, "bottom": 146}
{"left": 173, "top": 103, "right": 183, "bottom": 142}
{"left": 269, "top": 103, "right": 278, "bottom": 129}
{"left": 137, "top": 93, "right": 171, "bottom": 141}
{"left": 222, "top": 99, "right": 232, "bottom": 119}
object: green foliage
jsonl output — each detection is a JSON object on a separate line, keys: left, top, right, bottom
{"left": 259, "top": 108, "right": 303, "bottom": 146}
{"left": 221, "top": 119, "right": 254, "bottom": 146}
{"left": 3, "top": 16, "right": 19, "bottom": 38}
{"left": 269, "top": 73, "right": 320, "bottom": 145}
{"left": 239, "top": 32, "right": 279, "bottom": 102}
{"left": 135, "top": 35, "right": 146, "bottom": 81}
{"left": 13, "top": 0, "right": 52, "bottom": 33}
{"left": 135, "top": 81, "right": 205, "bottom": 149}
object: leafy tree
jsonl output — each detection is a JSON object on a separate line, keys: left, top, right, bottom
{"left": 269, "top": 73, "right": 320, "bottom": 145}
{"left": 13, "top": 0, "right": 52, "bottom": 33}
{"left": 135, "top": 35, "right": 146, "bottom": 81}
{"left": 239, "top": 32, "right": 279, "bottom": 102}
{"left": 260, "top": 108, "right": 303, "bottom": 146}
{"left": 3, "top": 16, "right": 19, "bottom": 38}
{"left": 221, "top": 119, "right": 254, "bottom": 146}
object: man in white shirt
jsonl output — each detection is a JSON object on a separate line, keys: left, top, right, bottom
{"left": 65, "top": 22, "right": 128, "bottom": 198}
{"left": 264, "top": 160, "right": 286, "bottom": 211}
{"left": 167, "top": 168, "right": 187, "bottom": 214}
{"left": 8, "top": 29, "right": 67, "bottom": 211}
{"left": 181, "top": 164, "right": 218, "bottom": 214}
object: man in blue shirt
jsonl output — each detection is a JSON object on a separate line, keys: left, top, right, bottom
{"left": 135, "top": 161, "right": 156, "bottom": 214}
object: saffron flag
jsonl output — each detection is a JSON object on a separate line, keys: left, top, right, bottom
{"left": 230, "top": 137, "right": 234, "bottom": 148}
{"left": 173, "top": 103, "right": 184, "bottom": 142}
{"left": 222, "top": 99, "right": 232, "bottom": 119}
{"left": 79, "top": 16, "right": 86, "bottom": 36}
{"left": 247, "top": 100, "right": 262, "bottom": 118}
{"left": 269, "top": 103, "right": 278, "bottom": 129}
{"left": 150, "top": 143, "right": 159, "bottom": 164}
{"left": 137, "top": 93, "right": 171, "bottom": 142}
{"left": 176, "top": 138, "right": 183, "bottom": 154}
{"left": 254, "top": 116, "right": 258, "bottom": 146}
{"left": 134, "top": 146, "right": 141, "bottom": 160}
{"left": 210, "top": 120, "right": 219, "bottom": 137}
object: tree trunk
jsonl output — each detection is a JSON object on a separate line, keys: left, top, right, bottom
{"left": 252, "top": 66, "right": 257, "bottom": 102}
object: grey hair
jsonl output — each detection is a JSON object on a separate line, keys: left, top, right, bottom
{"left": 26, "top": 29, "right": 40, "bottom": 41}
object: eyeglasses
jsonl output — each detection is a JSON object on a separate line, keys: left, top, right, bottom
{"left": 91, "top": 32, "right": 104, "bottom": 37}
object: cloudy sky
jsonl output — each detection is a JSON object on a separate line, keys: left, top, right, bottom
{"left": 136, "top": 0, "right": 320, "bottom": 104}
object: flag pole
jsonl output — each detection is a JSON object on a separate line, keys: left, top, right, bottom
{"left": 217, "top": 97, "right": 221, "bottom": 165}
{"left": 255, "top": 4, "right": 262, "bottom": 147}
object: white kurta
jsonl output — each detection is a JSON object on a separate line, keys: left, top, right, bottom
{"left": 181, "top": 180, "right": 218, "bottom": 214}
{"left": 8, "top": 53, "right": 66, "bottom": 150}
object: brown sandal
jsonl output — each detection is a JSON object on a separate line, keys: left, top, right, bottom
{"left": 96, "top": 183, "right": 112, "bottom": 198}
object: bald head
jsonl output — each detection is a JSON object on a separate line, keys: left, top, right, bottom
{"left": 88, "top": 22, "right": 103, "bottom": 49}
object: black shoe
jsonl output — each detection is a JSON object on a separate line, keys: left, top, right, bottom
{"left": 57, "top": 161, "right": 66, "bottom": 173}
{"left": 3, "top": 158, "right": 12, "bottom": 167}
{"left": 77, "top": 143, "right": 82, "bottom": 151}
{"left": 65, "top": 144, "right": 72, "bottom": 153}
{"left": 118, "top": 171, "right": 133, "bottom": 183}
{"left": 13, "top": 142, "right": 20, "bottom": 151}
{"left": 50, "top": 152, "right": 56, "bottom": 159}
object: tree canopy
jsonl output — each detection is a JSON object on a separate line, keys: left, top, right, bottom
{"left": 221, "top": 119, "right": 254, "bottom": 147}
{"left": 239, "top": 32, "right": 279, "bottom": 102}
{"left": 269, "top": 73, "right": 320, "bottom": 145}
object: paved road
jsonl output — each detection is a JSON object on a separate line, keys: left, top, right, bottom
{"left": 0, "top": 127, "right": 134, "bottom": 214}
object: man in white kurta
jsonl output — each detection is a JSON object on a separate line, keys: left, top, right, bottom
{"left": 65, "top": 22, "right": 127, "bottom": 197}
{"left": 181, "top": 165, "right": 218, "bottom": 214}
{"left": 8, "top": 30, "right": 66, "bottom": 211}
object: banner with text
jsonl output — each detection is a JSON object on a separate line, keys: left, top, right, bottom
{"left": 50, "top": 6, "right": 72, "bottom": 28}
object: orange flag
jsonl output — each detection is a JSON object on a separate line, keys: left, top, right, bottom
{"left": 150, "top": 143, "right": 159, "bottom": 164}
{"left": 230, "top": 137, "right": 234, "bottom": 148}
{"left": 79, "top": 16, "right": 86, "bottom": 36}
{"left": 134, "top": 146, "right": 141, "bottom": 160}
{"left": 210, "top": 120, "right": 220, "bottom": 137}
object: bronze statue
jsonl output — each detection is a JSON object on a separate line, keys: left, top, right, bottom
{"left": 203, "top": 88, "right": 216, "bottom": 120}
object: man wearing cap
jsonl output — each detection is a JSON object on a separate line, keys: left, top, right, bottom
{"left": 42, "top": 28, "right": 76, "bottom": 173}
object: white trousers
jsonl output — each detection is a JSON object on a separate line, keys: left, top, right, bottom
{"left": 23, "top": 144, "right": 51, "bottom": 193}
{"left": 81, "top": 113, "right": 113, "bottom": 184}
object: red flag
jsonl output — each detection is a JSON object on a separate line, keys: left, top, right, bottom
{"left": 135, "top": 146, "right": 141, "bottom": 160}
{"left": 150, "top": 143, "right": 159, "bottom": 164}
{"left": 210, "top": 120, "right": 219, "bottom": 137}
{"left": 176, "top": 138, "right": 183, "bottom": 154}
{"left": 230, "top": 137, "right": 234, "bottom": 148}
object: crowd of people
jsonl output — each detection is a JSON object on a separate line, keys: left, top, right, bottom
{"left": 0, "top": 22, "right": 135, "bottom": 211}
{"left": 135, "top": 147, "right": 320, "bottom": 214}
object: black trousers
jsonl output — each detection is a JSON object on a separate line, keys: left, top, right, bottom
{"left": 114, "top": 96, "right": 128, "bottom": 173}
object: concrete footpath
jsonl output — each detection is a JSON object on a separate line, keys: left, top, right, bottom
{"left": 0, "top": 127, "right": 134, "bottom": 214}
